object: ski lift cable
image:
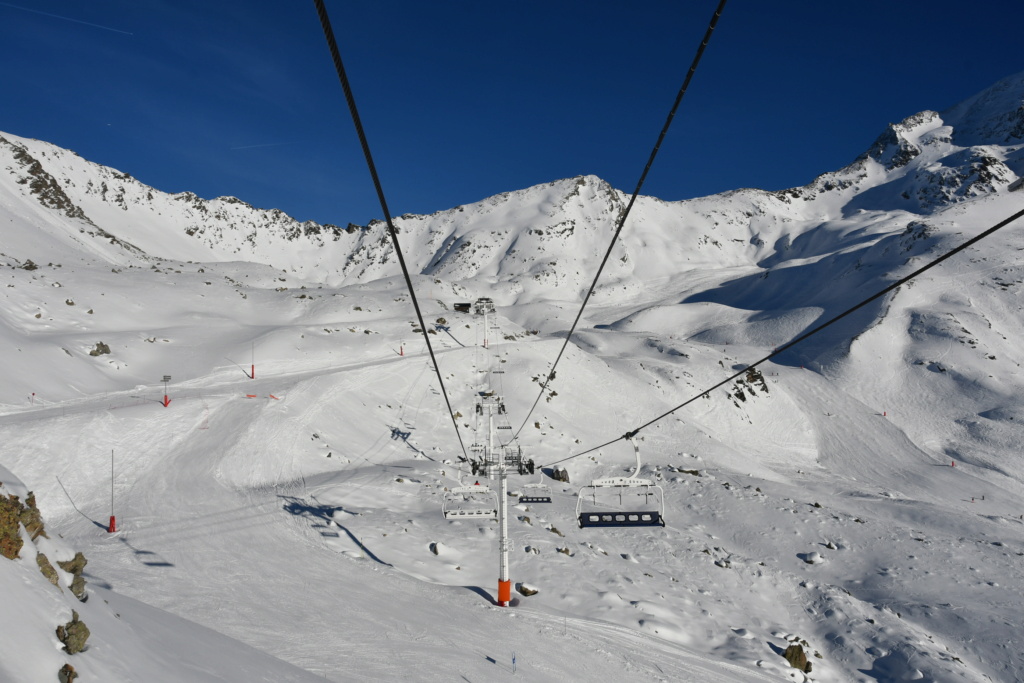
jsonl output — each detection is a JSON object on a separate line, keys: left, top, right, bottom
{"left": 514, "top": 0, "right": 730, "bottom": 440}
{"left": 494, "top": 360, "right": 522, "bottom": 449}
{"left": 312, "top": 0, "right": 467, "bottom": 460}
{"left": 540, "top": 205, "right": 1024, "bottom": 469}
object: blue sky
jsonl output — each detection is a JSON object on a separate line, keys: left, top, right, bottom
{"left": 1, "top": 0, "right": 1021, "bottom": 227}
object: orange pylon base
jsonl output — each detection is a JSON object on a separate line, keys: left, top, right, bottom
{"left": 108, "top": 516, "right": 117, "bottom": 533}
{"left": 498, "top": 579, "right": 511, "bottom": 606}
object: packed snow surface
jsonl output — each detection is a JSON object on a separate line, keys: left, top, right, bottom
{"left": 1, "top": 72, "right": 1024, "bottom": 681}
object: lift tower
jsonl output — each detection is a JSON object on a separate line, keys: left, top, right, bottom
{"left": 476, "top": 392, "right": 511, "bottom": 605}
{"left": 470, "top": 297, "right": 522, "bottom": 606}
{"left": 474, "top": 297, "right": 495, "bottom": 348}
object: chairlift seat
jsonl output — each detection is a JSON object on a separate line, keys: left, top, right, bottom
{"left": 519, "top": 483, "right": 552, "bottom": 504}
{"left": 442, "top": 485, "right": 498, "bottom": 520}
{"left": 578, "top": 510, "right": 662, "bottom": 527}
{"left": 576, "top": 477, "right": 665, "bottom": 528}
{"left": 519, "top": 493, "right": 553, "bottom": 504}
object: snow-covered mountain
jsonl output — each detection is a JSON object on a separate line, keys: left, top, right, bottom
{"left": 1, "top": 72, "right": 1023, "bottom": 682}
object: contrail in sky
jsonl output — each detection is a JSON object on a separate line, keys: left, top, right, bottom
{"left": 0, "top": 2, "right": 134, "bottom": 35}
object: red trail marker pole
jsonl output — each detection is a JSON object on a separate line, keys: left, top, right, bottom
{"left": 107, "top": 449, "right": 117, "bottom": 533}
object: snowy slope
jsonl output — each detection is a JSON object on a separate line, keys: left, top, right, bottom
{"left": 0, "top": 464, "right": 330, "bottom": 683}
{"left": 1, "top": 72, "right": 1023, "bottom": 682}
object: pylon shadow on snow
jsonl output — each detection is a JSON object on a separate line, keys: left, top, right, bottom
{"left": 386, "top": 424, "right": 438, "bottom": 462}
{"left": 117, "top": 535, "right": 175, "bottom": 568}
{"left": 461, "top": 585, "right": 493, "bottom": 603}
{"left": 81, "top": 570, "right": 112, "bottom": 590}
{"left": 462, "top": 584, "right": 520, "bottom": 607}
{"left": 279, "top": 495, "right": 392, "bottom": 566}
{"left": 132, "top": 502, "right": 277, "bottom": 544}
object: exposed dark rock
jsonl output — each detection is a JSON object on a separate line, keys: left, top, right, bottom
{"left": 0, "top": 494, "right": 25, "bottom": 559}
{"left": 21, "top": 492, "right": 47, "bottom": 540}
{"left": 3, "top": 139, "right": 90, "bottom": 221}
{"left": 56, "top": 610, "right": 90, "bottom": 654}
{"left": 784, "top": 643, "right": 812, "bottom": 673}
{"left": 36, "top": 552, "right": 61, "bottom": 589}
{"left": 88, "top": 342, "right": 111, "bottom": 357}
{"left": 58, "top": 663, "right": 78, "bottom": 683}
{"left": 57, "top": 552, "right": 88, "bottom": 601}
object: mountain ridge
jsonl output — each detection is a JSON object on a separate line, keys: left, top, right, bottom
{"left": 1, "top": 72, "right": 1021, "bottom": 292}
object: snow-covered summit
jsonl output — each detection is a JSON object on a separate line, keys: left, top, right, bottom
{"left": 943, "top": 71, "right": 1024, "bottom": 146}
{"left": 3, "top": 74, "right": 1023, "bottom": 292}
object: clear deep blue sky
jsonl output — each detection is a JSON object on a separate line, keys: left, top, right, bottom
{"left": 1, "top": 1, "right": 1021, "bottom": 227}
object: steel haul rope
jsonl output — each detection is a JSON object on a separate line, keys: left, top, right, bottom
{"left": 515, "top": 0, "right": 729, "bottom": 438}
{"left": 541, "top": 204, "right": 1024, "bottom": 468}
{"left": 313, "top": 0, "right": 467, "bottom": 459}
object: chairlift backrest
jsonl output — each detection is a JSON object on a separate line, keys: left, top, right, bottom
{"left": 442, "top": 485, "right": 498, "bottom": 520}
{"left": 575, "top": 437, "right": 666, "bottom": 528}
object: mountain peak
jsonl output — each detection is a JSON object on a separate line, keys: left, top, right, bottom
{"left": 942, "top": 70, "right": 1024, "bottom": 146}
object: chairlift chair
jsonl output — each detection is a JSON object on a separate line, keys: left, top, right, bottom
{"left": 517, "top": 458, "right": 551, "bottom": 504}
{"left": 575, "top": 436, "right": 665, "bottom": 528}
{"left": 442, "top": 485, "right": 498, "bottom": 520}
{"left": 519, "top": 482, "right": 552, "bottom": 504}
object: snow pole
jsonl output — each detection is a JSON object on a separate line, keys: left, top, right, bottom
{"left": 107, "top": 449, "right": 117, "bottom": 533}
